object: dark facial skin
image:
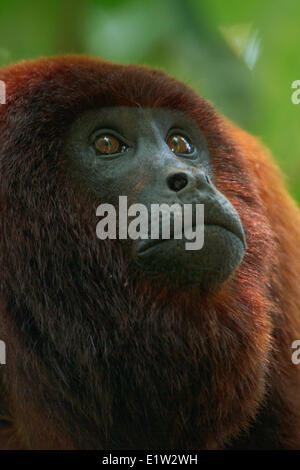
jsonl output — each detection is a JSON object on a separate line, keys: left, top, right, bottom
{"left": 65, "top": 107, "right": 246, "bottom": 290}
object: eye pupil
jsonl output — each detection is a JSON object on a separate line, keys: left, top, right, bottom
{"left": 167, "top": 134, "right": 193, "bottom": 154}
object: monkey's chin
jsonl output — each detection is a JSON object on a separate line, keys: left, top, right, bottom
{"left": 133, "top": 225, "right": 246, "bottom": 290}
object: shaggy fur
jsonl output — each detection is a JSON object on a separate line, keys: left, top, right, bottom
{"left": 0, "top": 56, "right": 300, "bottom": 449}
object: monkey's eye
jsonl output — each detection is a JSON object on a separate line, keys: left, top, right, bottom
{"left": 94, "top": 134, "right": 128, "bottom": 155}
{"left": 167, "top": 134, "right": 194, "bottom": 154}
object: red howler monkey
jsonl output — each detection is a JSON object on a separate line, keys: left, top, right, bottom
{"left": 0, "top": 56, "right": 299, "bottom": 450}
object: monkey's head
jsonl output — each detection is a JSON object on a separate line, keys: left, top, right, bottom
{"left": 0, "top": 57, "right": 250, "bottom": 294}
{"left": 0, "top": 55, "right": 248, "bottom": 294}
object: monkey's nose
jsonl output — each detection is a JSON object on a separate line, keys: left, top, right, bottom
{"left": 166, "top": 172, "right": 189, "bottom": 192}
{"left": 166, "top": 170, "right": 212, "bottom": 194}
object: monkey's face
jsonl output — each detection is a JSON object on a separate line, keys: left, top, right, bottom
{"left": 65, "top": 107, "right": 246, "bottom": 289}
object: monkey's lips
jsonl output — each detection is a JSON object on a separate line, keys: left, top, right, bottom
{"left": 133, "top": 220, "right": 246, "bottom": 289}
{"left": 136, "top": 220, "right": 246, "bottom": 255}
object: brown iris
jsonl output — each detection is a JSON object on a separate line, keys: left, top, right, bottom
{"left": 94, "top": 134, "right": 126, "bottom": 155}
{"left": 167, "top": 134, "right": 193, "bottom": 154}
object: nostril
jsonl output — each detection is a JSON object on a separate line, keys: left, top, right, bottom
{"left": 205, "top": 174, "right": 211, "bottom": 184}
{"left": 167, "top": 172, "right": 189, "bottom": 192}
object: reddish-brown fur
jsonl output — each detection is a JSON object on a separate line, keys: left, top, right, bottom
{"left": 0, "top": 56, "right": 299, "bottom": 449}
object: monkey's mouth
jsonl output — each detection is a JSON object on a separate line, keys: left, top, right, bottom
{"left": 136, "top": 221, "right": 246, "bottom": 255}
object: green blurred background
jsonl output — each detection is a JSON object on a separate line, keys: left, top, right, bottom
{"left": 0, "top": 0, "right": 299, "bottom": 202}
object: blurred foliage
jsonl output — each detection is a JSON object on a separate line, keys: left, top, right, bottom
{"left": 0, "top": 0, "right": 299, "bottom": 202}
